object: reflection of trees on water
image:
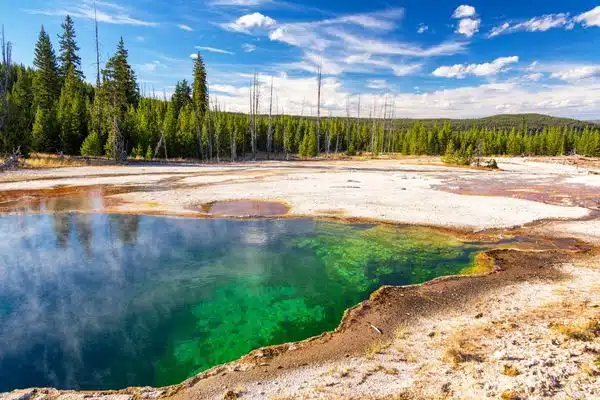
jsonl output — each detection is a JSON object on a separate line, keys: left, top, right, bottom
{"left": 72, "top": 213, "right": 93, "bottom": 258}
{"left": 52, "top": 213, "right": 72, "bottom": 248}
{"left": 109, "top": 215, "right": 140, "bottom": 245}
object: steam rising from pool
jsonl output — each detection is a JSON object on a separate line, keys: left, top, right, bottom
{"left": 0, "top": 214, "right": 482, "bottom": 391}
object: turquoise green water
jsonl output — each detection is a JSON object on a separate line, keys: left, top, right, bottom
{"left": 0, "top": 214, "right": 482, "bottom": 391}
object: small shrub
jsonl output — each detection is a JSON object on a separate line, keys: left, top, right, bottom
{"left": 145, "top": 145, "right": 153, "bottom": 161}
{"left": 485, "top": 158, "right": 499, "bottom": 169}
{"left": 500, "top": 389, "right": 522, "bottom": 400}
{"left": 503, "top": 364, "right": 520, "bottom": 376}
{"left": 80, "top": 132, "right": 103, "bottom": 157}
{"left": 552, "top": 319, "right": 599, "bottom": 341}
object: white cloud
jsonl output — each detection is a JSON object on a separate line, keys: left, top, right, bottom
{"left": 344, "top": 53, "right": 422, "bottom": 76}
{"left": 574, "top": 6, "right": 600, "bottom": 27}
{"left": 525, "top": 72, "right": 543, "bottom": 81}
{"left": 209, "top": 0, "right": 270, "bottom": 6}
{"left": 136, "top": 36, "right": 145, "bottom": 42}
{"left": 24, "top": 4, "right": 158, "bottom": 26}
{"left": 366, "top": 80, "right": 388, "bottom": 89}
{"left": 138, "top": 61, "right": 162, "bottom": 73}
{"left": 208, "top": 73, "right": 600, "bottom": 119}
{"left": 328, "top": 30, "right": 466, "bottom": 57}
{"left": 178, "top": 24, "right": 193, "bottom": 32}
{"left": 195, "top": 46, "right": 235, "bottom": 55}
{"left": 242, "top": 43, "right": 257, "bottom": 52}
{"left": 223, "top": 12, "right": 276, "bottom": 33}
{"left": 189, "top": 53, "right": 199, "bottom": 59}
{"left": 392, "top": 64, "right": 423, "bottom": 77}
{"left": 452, "top": 5, "right": 476, "bottom": 19}
{"left": 433, "top": 56, "right": 519, "bottom": 79}
{"left": 417, "top": 23, "right": 428, "bottom": 34}
{"left": 456, "top": 18, "right": 480, "bottom": 37}
{"left": 488, "top": 13, "right": 571, "bottom": 37}
{"left": 551, "top": 66, "right": 600, "bottom": 81}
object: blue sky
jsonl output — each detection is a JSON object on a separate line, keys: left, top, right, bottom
{"left": 2, "top": 0, "right": 600, "bottom": 118}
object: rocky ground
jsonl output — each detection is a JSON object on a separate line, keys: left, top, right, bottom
{"left": 1, "top": 156, "right": 599, "bottom": 400}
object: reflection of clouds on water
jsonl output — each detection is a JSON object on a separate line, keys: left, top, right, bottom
{"left": 0, "top": 214, "right": 316, "bottom": 390}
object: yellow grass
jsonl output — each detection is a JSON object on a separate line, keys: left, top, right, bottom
{"left": 503, "top": 364, "right": 520, "bottom": 376}
{"left": 552, "top": 318, "right": 599, "bottom": 341}
{"left": 22, "top": 153, "right": 86, "bottom": 168}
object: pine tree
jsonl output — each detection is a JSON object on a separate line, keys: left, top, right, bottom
{"left": 172, "top": 79, "right": 192, "bottom": 115}
{"left": 32, "top": 105, "right": 56, "bottom": 151}
{"left": 58, "top": 15, "right": 83, "bottom": 82}
{"left": 33, "top": 26, "right": 60, "bottom": 111}
{"left": 80, "top": 131, "right": 102, "bottom": 156}
{"left": 192, "top": 53, "right": 208, "bottom": 117}
{"left": 101, "top": 38, "right": 139, "bottom": 159}
{"left": 3, "top": 67, "right": 34, "bottom": 153}
{"left": 58, "top": 66, "right": 86, "bottom": 154}
{"left": 102, "top": 37, "right": 139, "bottom": 111}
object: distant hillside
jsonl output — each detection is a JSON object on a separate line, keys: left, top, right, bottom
{"left": 389, "top": 114, "right": 600, "bottom": 132}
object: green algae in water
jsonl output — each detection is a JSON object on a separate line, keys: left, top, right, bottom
{"left": 0, "top": 214, "right": 483, "bottom": 391}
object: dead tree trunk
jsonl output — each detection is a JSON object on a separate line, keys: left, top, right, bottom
{"left": 93, "top": 2, "right": 102, "bottom": 140}
{"left": 0, "top": 26, "right": 12, "bottom": 134}
{"left": 370, "top": 102, "right": 376, "bottom": 156}
{"left": 316, "top": 63, "right": 322, "bottom": 155}
{"left": 267, "top": 76, "right": 274, "bottom": 160}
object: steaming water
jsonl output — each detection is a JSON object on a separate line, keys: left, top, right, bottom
{"left": 0, "top": 214, "right": 483, "bottom": 391}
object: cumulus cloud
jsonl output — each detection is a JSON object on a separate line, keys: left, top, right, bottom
{"left": 222, "top": 12, "right": 277, "bottom": 33}
{"left": 456, "top": 18, "right": 481, "bottom": 37}
{"left": 433, "top": 56, "right": 519, "bottom": 79}
{"left": 574, "top": 6, "right": 600, "bottom": 27}
{"left": 417, "top": 23, "right": 428, "bottom": 34}
{"left": 452, "top": 5, "right": 476, "bottom": 19}
{"left": 488, "top": 13, "right": 571, "bottom": 37}
{"left": 451, "top": 5, "right": 480, "bottom": 37}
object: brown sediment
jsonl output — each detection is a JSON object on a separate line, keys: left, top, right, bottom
{"left": 433, "top": 178, "right": 600, "bottom": 210}
{"left": 200, "top": 200, "right": 291, "bottom": 217}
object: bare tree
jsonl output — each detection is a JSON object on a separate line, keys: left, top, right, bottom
{"left": 316, "top": 62, "right": 322, "bottom": 155}
{"left": 249, "top": 71, "right": 260, "bottom": 161}
{"left": 370, "top": 101, "right": 376, "bottom": 155}
{"left": 214, "top": 96, "right": 220, "bottom": 163}
{"left": 0, "top": 26, "right": 12, "bottom": 135}
{"left": 153, "top": 131, "right": 168, "bottom": 162}
{"left": 93, "top": 1, "right": 102, "bottom": 140}
{"left": 267, "top": 76, "right": 274, "bottom": 160}
{"left": 341, "top": 95, "right": 351, "bottom": 153}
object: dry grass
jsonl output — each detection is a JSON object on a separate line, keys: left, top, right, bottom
{"left": 502, "top": 364, "right": 520, "bottom": 377}
{"left": 581, "top": 363, "right": 599, "bottom": 377}
{"left": 365, "top": 340, "right": 391, "bottom": 359}
{"left": 222, "top": 390, "right": 239, "bottom": 400}
{"left": 552, "top": 318, "right": 599, "bottom": 341}
{"left": 21, "top": 153, "right": 86, "bottom": 169}
{"left": 443, "top": 332, "right": 485, "bottom": 365}
{"left": 500, "top": 389, "right": 522, "bottom": 400}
